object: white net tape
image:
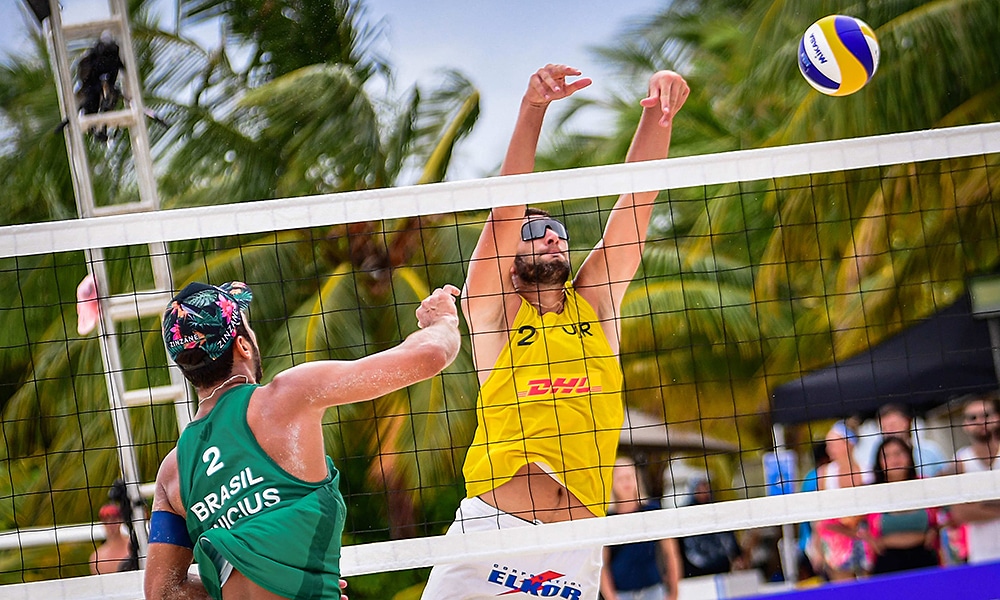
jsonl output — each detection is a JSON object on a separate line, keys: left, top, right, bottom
{"left": 2, "top": 123, "right": 998, "bottom": 257}
{"left": 3, "top": 122, "right": 1000, "bottom": 597}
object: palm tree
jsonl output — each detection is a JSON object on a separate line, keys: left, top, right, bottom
{"left": 180, "top": 0, "right": 389, "bottom": 84}
{"left": 0, "top": 34, "right": 76, "bottom": 226}
{"left": 0, "top": 0, "right": 481, "bottom": 584}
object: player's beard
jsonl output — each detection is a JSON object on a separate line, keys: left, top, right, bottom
{"left": 513, "top": 253, "right": 570, "bottom": 286}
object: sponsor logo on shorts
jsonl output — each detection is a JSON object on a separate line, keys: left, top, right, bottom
{"left": 486, "top": 566, "right": 582, "bottom": 598}
{"left": 517, "top": 377, "right": 600, "bottom": 398}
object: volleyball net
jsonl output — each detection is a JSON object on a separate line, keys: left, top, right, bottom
{"left": 1, "top": 122, "right": 1000, "bottom": 598}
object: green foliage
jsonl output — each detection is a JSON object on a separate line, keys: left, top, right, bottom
{"left": 0, "top": 0, "right": 481, "bottom": 583}
{"left": 344, "top": 568, "right": 430, "bottom": 600}
{"left": 180, "top": 0, "right": 389, "bottom": 83}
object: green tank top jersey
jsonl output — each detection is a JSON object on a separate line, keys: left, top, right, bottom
{"left": 176, "top": 384, "right": 346, "bottom": 600}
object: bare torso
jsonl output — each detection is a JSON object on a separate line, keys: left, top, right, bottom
{"left": 90, "top": 536, "right": 131, "bottom": 575}
{"left": 221, "top": 571, "right": 288, "bottom": 600}
{"left": 480, "top": 463, "right": 598, "bottom": 523}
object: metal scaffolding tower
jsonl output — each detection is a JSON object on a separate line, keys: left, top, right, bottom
{"left": 43, "top": 0, "right": 192, "bottom": 564}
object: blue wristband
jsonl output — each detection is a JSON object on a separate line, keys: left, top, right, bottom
{"left": 149, "top": 510, "right": 194, "bottom": 549}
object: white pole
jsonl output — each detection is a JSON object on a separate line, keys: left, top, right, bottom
{"left": 772, "top": 423, "right": 799, "bottom": 586}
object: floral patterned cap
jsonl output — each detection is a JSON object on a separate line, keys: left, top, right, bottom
{"left": 162, "top": 281, "right": 253, "bottom": 370}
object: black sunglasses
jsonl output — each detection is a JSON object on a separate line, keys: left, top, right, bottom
{"left": 521, "top": 218, "right": 569, "bottom": 242}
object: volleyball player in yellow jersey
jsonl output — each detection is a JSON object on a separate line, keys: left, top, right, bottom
{"left": 421, "top": 64, "right": 689, "bottom": 600}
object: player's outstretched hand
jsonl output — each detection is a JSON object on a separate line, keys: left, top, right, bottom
{"left": 639, "top": 70, "right": 690, "bottom": 126}
{"left": 524, "top": 64, "right": 593, "bottom": 108}
{"left": 416, "top": 284, "right": 461, "bottom": 330}
{"left": 340, "top": 578, "right": 348, "bottom": 600}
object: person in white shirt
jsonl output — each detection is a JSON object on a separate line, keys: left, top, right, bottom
{"left": 858, "top": 403, "right": 948, "bottom": 478}
{"left": 950, "top": 392, "right": 1000, "bottom": 564}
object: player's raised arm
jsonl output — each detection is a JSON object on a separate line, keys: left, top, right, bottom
{"left": 576, "top": 70, "right": 689, "bottom": 326}
{"left": 499, "top": 64, "right": 592, "bottom": 177}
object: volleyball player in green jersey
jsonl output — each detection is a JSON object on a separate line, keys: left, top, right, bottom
{"left": 422, "top": 64, "right": 688, "bottom": 599}
{"left": 145, "top": 281, "right": 461, "bottom": 600}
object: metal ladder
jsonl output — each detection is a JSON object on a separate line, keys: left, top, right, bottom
{"left": 44, "top": 0, "right": 192, "bottom": 563}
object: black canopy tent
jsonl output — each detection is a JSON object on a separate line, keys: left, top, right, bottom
{"left": 770, "top": 293, "right": 998, "bottom": 425}
{"left": 768, "top": 291, "right": 999, "bottom": 584}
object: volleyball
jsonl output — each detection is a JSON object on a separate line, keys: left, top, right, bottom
{"left": 798, "top": 15, "right": 879, "bottom": 96}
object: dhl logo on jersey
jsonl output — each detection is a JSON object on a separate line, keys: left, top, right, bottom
{"left": 517, "top": 376, "right": 601, "bottom": 398}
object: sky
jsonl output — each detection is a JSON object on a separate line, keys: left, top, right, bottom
{"left": 362, "top": 0, "right": 666, "bottom": 178}
{"left": 1, "top": 0, "right": 667, "bottom": 179}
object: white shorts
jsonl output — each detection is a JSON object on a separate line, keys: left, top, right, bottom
{"left": 420, "top": 497, "right": 602, "bottom": 600}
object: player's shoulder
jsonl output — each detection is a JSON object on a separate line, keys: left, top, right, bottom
{"left": 160, "top": 447, "right": 179, "bottom": 468}
{"left": 570, "top": 276, "right": 614, "bottom": 318}
{"left": 152, "top": 449, "right": 184, "bottom": 513}
{"left": 258, "top": 363, "right": 351, "bottom": 408}
{"left": 155, "top": 448, "right": 180, "bottom": 483}
{"left": 463, "top": 288, "right": 521, "bottom": 332}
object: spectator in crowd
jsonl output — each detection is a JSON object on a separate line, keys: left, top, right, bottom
{"left": 56, "top": 31, "right": 127, "bottom": 142}
{"left": 677, "top": 476, "right": 744, "bottom": 578}
{"left": 740, "top": 527, "right": 783, "bottom": 584}
{"left": 600, "top": 457, "right": 681, "bottom": 600}
{"left": 858, "top": 404, "right": 948, "bottom": 478}
{"left": 90, "top": 503, "right": 136, "bottom": 574}
{"left": 75, "top": 31, "right": 124, "bottom": 117}
{"left": 949, "top": 391, "right": 1000, "bottom": 564}
{"left": 813, "top": 421, "right": 870, "bottom": 581}
{"left": 934, "top": 500, "right": 968, "bottom": 566}
{"left": 864, "top": 437, "right": 940, "bottom": 574}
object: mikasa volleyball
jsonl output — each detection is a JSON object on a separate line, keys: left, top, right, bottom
{"left": 799, "top": 15, "right": 880, "bottom": 96}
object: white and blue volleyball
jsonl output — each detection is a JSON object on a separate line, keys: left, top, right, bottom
{"left": 799, "top": 15, "right": 879, "bottom": 96}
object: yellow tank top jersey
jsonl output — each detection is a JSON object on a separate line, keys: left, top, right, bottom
{"left": 463, "top": 284, "right": 624, "bottom": 517}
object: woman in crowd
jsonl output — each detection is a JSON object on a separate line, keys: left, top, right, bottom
{"left": 813, "top": 421, "right": 871, "bottom": 580}
{"left": 90, "top": 503, "right": 136, "bottom": 574}
{"left": 865, "top": 437, "right": 940, "bottom": 574}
